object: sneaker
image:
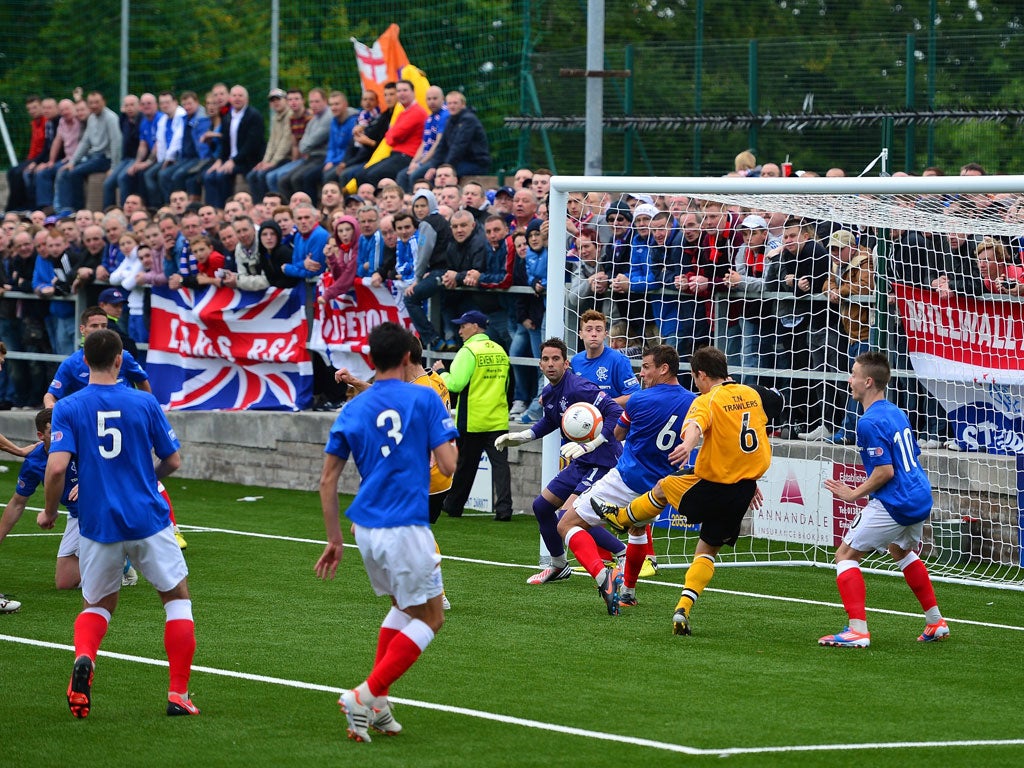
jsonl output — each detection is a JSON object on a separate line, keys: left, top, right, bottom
{"left": 167, "top": 691, "right": 201, "bottom": 716}
{"left": 0, "top": 593, "right": 21, "bottom": 613}
{"left": 122, "top": 565, "right": 139, "bottom": 587}
{"left": 67, "top": 655, "right": 94, "bottom": 718}
{"left": 339, "top": 689, "right": 373, "bottom": 743}
{"left": 638, "top": 557, "right": 659, "bottom": 579}
{"left": 619, "top": 588, "right": 638, "bottom": 607}
{"left": 818, "top": 627, "right": 871, "bottom": 648}
{"left": 520, "top": 401, "right": 543, "bottom": 424}
{"left": 798, "top": 425, "right": 828, "bottom": 441}
{"left": 526, "top": 563, "right": 573, "bottom": 585}
{"left": 597, "top": 566, "right": 622, "bottom": 616}
{"left": 591, "top": 496, "right": 628, "bottom": 534}
{"left": 918, "top": 618, "right": 950, "bottom": 643}
{"left": 370, "top": 701, "right": 403, "bottom": 735}
{"left": 509, "top": 400, "right": 527, "bottom": 417}
{"left": 945, "top": 439, "right": 963, "bottom": 451}
{"left": 442, "top": 594, "right": 451, "bottom": 610}
{"left": 919, "top": 438, "right": 942, "bottom": 449}
{"left": 672, "top": 609, "right": 691, "bottom": 636}
{"left": 174, "top": 526, "right": 188, "bottom": 550}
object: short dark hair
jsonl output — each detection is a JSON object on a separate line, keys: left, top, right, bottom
{"left": 540, "top": 337, "right": 568, "bottom": 360}
{"left": 690, "top": 346, "right": 728, "bottom": 381}
{"left": 83, "top": 328, "right": 123, "bottom": 371}
{"left": 408, "top": 334, "right": 424, "bottom": 367}
{"left": 855, "top": 350, "right": 890, "bottom": 390}
{"left": 35, "top": 408, "right": 52, "bottom": 434}
{"left": 644, "top": 344, "right": 679, "bottom": 375}
{"left": 368, "top": 322, "right": 413, "bottom": 372}
{"left": 80, "top": 305, "right": 108, "bottom": 325}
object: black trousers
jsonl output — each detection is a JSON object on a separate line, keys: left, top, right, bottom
{"left": 442, "top": 430, "right": 513, "bottom": 519}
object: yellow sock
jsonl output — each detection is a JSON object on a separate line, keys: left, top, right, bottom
{"left": 675, "top": 554, "right": 715, "bottom": 616}
{"left": 625, "top": 491, "right": 667, "bottom": 526}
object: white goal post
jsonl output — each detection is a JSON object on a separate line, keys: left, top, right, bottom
{"left": 545, "top": 174, "right": 1024, "bottom": 591}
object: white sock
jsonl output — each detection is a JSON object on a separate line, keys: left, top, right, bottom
{"left": 925, "top": 606, "right": 942, "bottom": 624}
{"left": 849, "top": 619, "right": 868, "bottom": 634}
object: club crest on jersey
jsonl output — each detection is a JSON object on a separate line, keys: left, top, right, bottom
{"left": 52, "top": 430, "right": 63, "bottom": 441}
{"left": 595, "top": 366, "right": 609, "bottom": 382}
{"left": 559, "top": 396, "right": 569, "bottom": 411}
{"left": 51, "top": 380, "right": 62, "bottom": 390}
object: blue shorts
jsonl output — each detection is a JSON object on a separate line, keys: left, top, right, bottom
{"left": 546, "top": 461, "right": 611, "bottom": 502}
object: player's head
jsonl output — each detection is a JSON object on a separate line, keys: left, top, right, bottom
{"left": 689, "top": 346, "right": 728, "bottom": 391}
{"left": 79, "top": 306, "right": 109, "bottom": 338}
{"left": 853, "top": 350, "right": 890, "bottom": 392}
{"left": 539, "top": 337, "right": 570, "bottom": 384}
{"left": 35, "top": 407, "right": 53, "bottom": 447}
{"left": 367, "top": 322, "right": 413, "bottom": 373}
{"left": 83, "top": 328, "right": 123, "bottom": 372}
{"left": 407, "top": 334, "right": 424, "bottom": 369}
{"left": 579, "top": 309, "right": 608, "bottom": 353}
{"left": 641, "top": 344, "right": 679, "bottom": 387}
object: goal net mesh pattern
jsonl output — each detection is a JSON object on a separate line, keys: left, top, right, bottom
{"left": 548, "top": 176, "right": 1024, "bottom": 590}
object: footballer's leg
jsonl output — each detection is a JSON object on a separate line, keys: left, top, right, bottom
{"left": 558, "top": 508, "right": 621, "bottom": 616}
{"left": 160, "top": 580, "right": 199, "bottom": 715}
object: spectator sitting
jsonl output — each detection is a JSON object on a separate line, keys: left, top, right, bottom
{"left": 397, "top": 85, "right": 449, "bottom": 192}
{"left": 246, "top": 88, "right": 294, "bottom": 202}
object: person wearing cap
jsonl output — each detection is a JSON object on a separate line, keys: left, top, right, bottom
{"left": 245, "top": 88, "right": 295, "bottom": 202}
{"left": 492, "top": 186, "right": 515, "bottom": 219}
{"left": 97, "top": 286, "right": 141, "bottom": 359}
{"left": 432, "top": 310, "right": 513, "bottom": 521}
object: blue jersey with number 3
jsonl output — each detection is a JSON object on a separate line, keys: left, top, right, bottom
{"left": 325, "top": 379, "right": 458, "bottom": 529}
{"left": 50, "top": 384, "right": 180, "bottom": 543}
{"left": 856, "top": 399, "right": 933, "bottom": 525}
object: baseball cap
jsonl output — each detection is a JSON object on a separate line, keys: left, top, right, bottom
{"left": 827, "top": 230, "right": 857, "bottom": 250}
{"left": 495, "top": 186, "right": 515, "bottom": 198}
{"left": 626, "top": 193, "right": 654, "bottom": 205}
{"left": 633, "top": 203, "right": 660, "bottom": 220}
{"left": 98, "top": 287, "right": 127, "bottom": 305}
{"left": 451, "top": 310, "right": 489, "bottom": 327}
{"left": 740, "top": 214, "right": 769, "bottom": 230}
{"left": 268, "top": 88, "right": 286, "bottom": 100}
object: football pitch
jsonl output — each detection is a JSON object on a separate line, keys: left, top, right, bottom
{"left": 0, "top": 469, "right": 1022, "bottom": 767}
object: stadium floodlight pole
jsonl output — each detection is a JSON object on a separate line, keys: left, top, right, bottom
{"left": 584, "top": 0, "right": 604, "bottom": 176}
{"left": 119, "top": 0, "right": 129, "bottom": 100}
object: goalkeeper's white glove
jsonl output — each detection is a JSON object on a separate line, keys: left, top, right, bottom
{"left": 559, "top": 433, "right": 607, "bottom": 461}
{"left": 495, "top": 430, "right": 534, "bottom": 450}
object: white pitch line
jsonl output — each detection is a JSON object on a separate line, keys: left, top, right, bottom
{"left": 2, "top": 632, "right": 1021, "bottom": 757}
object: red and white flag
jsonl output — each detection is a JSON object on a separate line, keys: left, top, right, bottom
{"left": 351, "top": 24, "right": 410, "bottom": 109}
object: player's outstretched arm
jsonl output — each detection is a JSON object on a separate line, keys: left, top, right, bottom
{"left": 0, "top": 494, "right": 29, "bottom": 544}
{"left": 0, "top": 433, "right": 39, "bottom": 458}
{"left": 668, "top": 421, "right": 702, "bottom": 466}
{"left": 316, "top": 454, "right": 347, "bottom": 580}
{"left": 495, "top": 430, "right": 533, "bottom": 450}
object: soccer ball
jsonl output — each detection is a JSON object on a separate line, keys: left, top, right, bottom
{"left": 561, "top": 402, "right": 603, "bottom": 443}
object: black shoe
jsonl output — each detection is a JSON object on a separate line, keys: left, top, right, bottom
{"left": 493, "top": 514, "right": 512, "bottom": 522}
{"left": 445, "top": 509, "right": 463, "bottom": 518}
{"left": 67, "top": 655, "right": 94, "bottom": 719}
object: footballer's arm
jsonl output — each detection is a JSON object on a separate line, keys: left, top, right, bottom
{"left": 316, "top": 454, "right": 348, "bottom": 580}
{"left": 40, "top": 450, "right": 71, "bottom": 529}
{"left": 0, "top": 494, "right": 30, "bottom": 543}
{"left": 433, "top": 441, "right": 458, "bottom": 478}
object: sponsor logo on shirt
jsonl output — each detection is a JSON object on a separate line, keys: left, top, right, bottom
{"left": 52, "top": 430, "right": 63, "bottom": 441}
{"left": 52, "top": 380, "right": 62, "bottom": 390}
{"left": 167, "top": 428, "right": 178, "bottom": 442}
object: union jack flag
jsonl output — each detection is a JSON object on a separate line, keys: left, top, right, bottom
{"left": 148, "top": 286, "right": 313, "bottom": 411}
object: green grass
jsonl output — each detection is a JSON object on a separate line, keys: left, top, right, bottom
{"left": 0, "top": 466, "right": 1022, "bottom": 767}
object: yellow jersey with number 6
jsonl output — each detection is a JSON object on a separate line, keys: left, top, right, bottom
{"left": 684, "top": 381, "right": 772, "bottom": 484}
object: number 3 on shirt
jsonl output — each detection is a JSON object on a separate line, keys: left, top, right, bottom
{"left": 97, "top": 410, "right": 123, "bottom": 458}
{"left": 377, "top": 409, "right": 404, "bottom": 457}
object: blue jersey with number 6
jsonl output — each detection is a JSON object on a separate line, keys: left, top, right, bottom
{"left": 325, "top": 378, "right": 458, "bottom": 529}
{"left": 615, "top": 382, "right": 696, "bottom": 492}
{"left": 50, "top": 384, "right": 180, "bottom": 543}
{"left": 856, "top": 399, "right": 933, "bottom": 525}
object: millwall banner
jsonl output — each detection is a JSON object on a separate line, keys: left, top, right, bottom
{"left": 892, "top": 283, "right": 1024, "bottom": 454}
{"left": 148, "top": 286, "right": 313, "bottom": 411}
{"left": 309, "top": 278, "right": 414, "bottom": 381}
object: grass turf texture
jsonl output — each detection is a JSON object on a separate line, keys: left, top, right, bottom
{"left": 0, "top": 466, "right": 1022, "bottom": 767}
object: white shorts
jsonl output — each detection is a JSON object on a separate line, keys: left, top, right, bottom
{"left": 57, "top": 516, "right": 80, "bottom": 559}
{"left": 842, "top": 497, "right": 926, "bottom": 554}
{"left": 79, "top": 525, "right": 189, "bottom": 604}
{"left": 353, "top": 524, "right": 442, "bottom": 610}
{"left": 573, "top": 467, "right": 643, "bottom": 527}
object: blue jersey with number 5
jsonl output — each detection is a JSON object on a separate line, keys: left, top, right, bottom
{"left": 50, "top": 384, "right": 180, "bottom": 543}
{"left": 325, "top": 379, "right": 458, "bottom": 529}
{"left": 856, "top": 399, "right": 933, "bottom": 525}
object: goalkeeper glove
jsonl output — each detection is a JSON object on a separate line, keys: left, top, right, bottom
{"left": 495, "top": 431, "right": 534, "bottom": 450}
{"left": 559, "top": 433, "right": 607, "bottom": 461}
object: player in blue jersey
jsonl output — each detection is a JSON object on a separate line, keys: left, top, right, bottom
{"left": 494, "top": 338, "right": 630, "bottom": 604}
{"left": 819, "top": 351, "right": 948, "bottom": 648}
{"left": 0, "top": 409, "right": 82, "bottom": 590}
{"left": 570, "top": 308, "right": 641, "bottom": 406}
{"left": 44, "top": 306, "right": 188, "bottom": 552}
{"left": 40, "top": 329, "right": 197, "bottom": 719}
{"left": 316, "top": 322, "right": 458, "bottom": 744}
{"left": 568, "top": 345, "right": 696, "bottom": 607}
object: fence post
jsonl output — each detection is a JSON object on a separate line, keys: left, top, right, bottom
{"left": 905, "top": 33, "right": 916, "bottom": 172}
{"left": 748, "top": 39, "right": 759, "bottom": 155}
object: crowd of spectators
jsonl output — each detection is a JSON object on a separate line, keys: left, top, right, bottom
{"left": 1, "top": 90, "right": 1016, "bottom": 446}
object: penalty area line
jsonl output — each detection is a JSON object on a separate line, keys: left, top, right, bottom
{"left": 2, "top": 632, "right": 1022, "bottom": 757}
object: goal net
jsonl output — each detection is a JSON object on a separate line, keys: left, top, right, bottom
{"left": 546, "top": 174, "right": 1024, "bottom": 591}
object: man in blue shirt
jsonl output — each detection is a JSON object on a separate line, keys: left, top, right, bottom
{"left": 317, "top": 322, "right": 458, "bottom": 743}
{"left": 820, "top": 351, "right": 948, "bottom": 648}
{"left": 42, "top": 329, "right": 197, "bottom": 719}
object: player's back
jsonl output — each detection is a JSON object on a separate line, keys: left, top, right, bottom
{"left": 50, "top": 384, "right": 178, "bottom": 542}
{"left": 617, "top": 383, "right": 696, "bottom": 491}
{"left": 690, "top": 381, "right": 771, "bottom": 484}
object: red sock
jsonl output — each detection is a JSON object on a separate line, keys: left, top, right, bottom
{"left": 595, "top": 546, "right": 613, "bottom": 562}
{"left": 160, "top": 485, "right": 178, "bottom": 526}
{"left": 366, "top": 625, "right": 432, "bottom": 698}
{"left": 164, "top": 619, "right": 196, "bottom": 693}
{"left": 566, "top": 527, "right": 605, "bottom": 579}
{"left": 902, "top": 558, "right": 938, "bottom": 612}
{"left": 623, "top": 540, "right": 646, "bottom": 589}
{"left": 74, "top": 610, "right": 109, "bottom": 660}
{"left": 644, "top": 525, "right": 655, "bottom": 558}
{"left": 372, "top": 627, "right": 401, "bottom": 696}
{"left": 836, "top": 566, "right": 867, "bottom": 622}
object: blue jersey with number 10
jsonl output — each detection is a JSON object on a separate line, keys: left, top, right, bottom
{"left": 616, "top": 382, "right": 696, "bottom": 492}
{"left": 50, "top": 384, "right": 180, "bottom": 543}
{"left": 325, "top": 379, "right": 458, "bottom": 529}
{"left": 857, "top": 399, "right": 933, "bottom": 525}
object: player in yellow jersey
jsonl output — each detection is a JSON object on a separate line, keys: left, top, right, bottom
{"left": 593, "top": 346, "right": 781, "bottom": 636}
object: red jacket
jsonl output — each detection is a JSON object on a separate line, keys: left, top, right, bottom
{"left": 385, "top": 103, "right": 427, "bottom": 157}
